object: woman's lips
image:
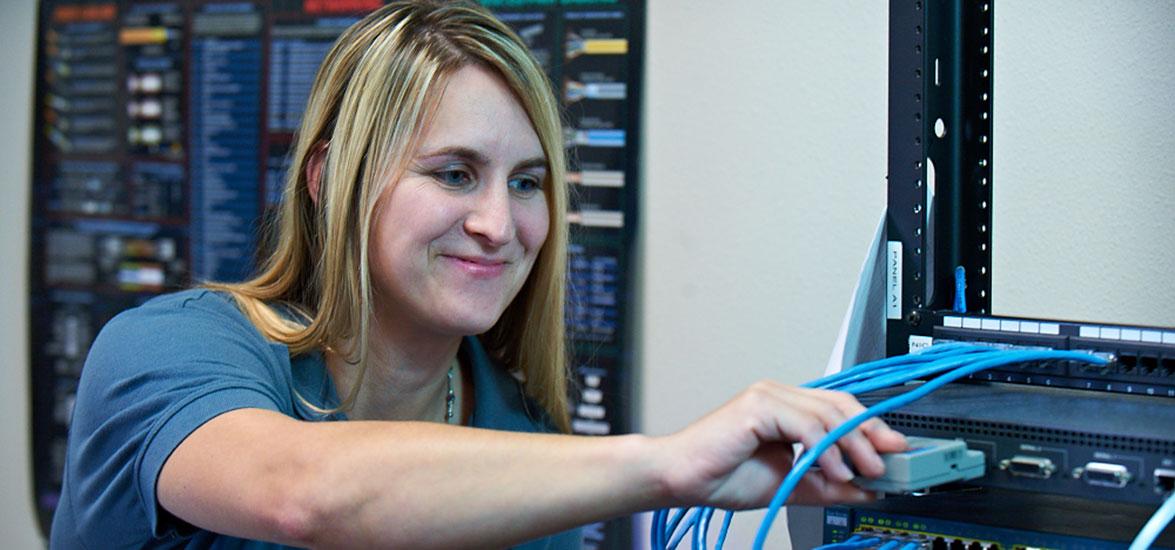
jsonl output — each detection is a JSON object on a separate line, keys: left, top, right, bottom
{"left": 442, "top": 255, "right": 508, "bottom": 278}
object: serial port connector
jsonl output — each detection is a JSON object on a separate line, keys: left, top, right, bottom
{"left": 999, "top": 455, "right": 1056, "bottom": 479}
{"left": 1073, "top": 462, "right": 1131, "bottom": 488}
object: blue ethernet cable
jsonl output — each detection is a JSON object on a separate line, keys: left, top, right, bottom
{"left": 810, "top": 534, "right": 862, "bottom": 550}
{"left": 651, "top": 509, "right": 667, "bottom": 549}
{"left": 651, "top": 507, "right": 680, "bottom": 549}
{"left": 692, "top": 507, "right": 715, "bottom": 550}
{"left": 953, "top": 266, "right": 967, "bottom": 313}
{"left": 809, "top": 535, "right": 902, "bottom": 550}
{"left": 820, "top": 348, "right": 998, "bottom": 393}
{"left": 898, "top": 542, "right": 919, "bottom": 550}
{"left": 668, "top": 508, "right": 704, "bottom": 549}
{"left": 655, "top": 506, "right": 714, "bottom": 550}
{"left": 706, "top": 346, "right": 998, "bottom": 549}
{"left": 798, "top": 338, "right": 991, "bottom": 390}
{"left": 650, "top": 345, "right": 1108, "bottom": 549}
{"left": 751, "top": 349, "right": 1106, "bottom": 549}
{"left": 667, "top": 507, "right": 689, "bottom": 543}
{"left": 834, "top": 350, "right": 1003, "bottom": 395}
{"left": 715, "top": 509, "right": 733, "bottom": 549}
{"left": 656, "top": 344, "right": 991, "bottom": 549}
{"left": 654, "top": 509, "right": 663, "bottom": 548}
{"left": 654, "top": 504, "right": 723, "bottom": 549}
{"left": 1128, "top": 489, "right": 1175, "bottom": 550}
{"left": 802, "top": 343, "right": 988, "bottom": 390}
{"left": 811, "top": 535, "right": 882, "bottom": 550}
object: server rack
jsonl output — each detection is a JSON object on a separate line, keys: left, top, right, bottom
{"left": 820, "top": 1, "right": 1175, "bottom": 548}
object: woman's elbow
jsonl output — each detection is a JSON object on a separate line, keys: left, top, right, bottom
{"left": 263, "top": 488, "right": 325, "bottom": 547}
{"left": 256, "top": 469, "right": 337, "bottom": 548}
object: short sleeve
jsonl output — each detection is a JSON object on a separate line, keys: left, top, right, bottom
{"left": 61, "top": 290, "right": 296, "bottom": 546}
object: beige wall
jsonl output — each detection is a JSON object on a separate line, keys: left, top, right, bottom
{"left": 0, "top": 0, "right": 42, "bottom": 546}
{"left": 991, "top": 1, "right": 1175, "bottom": 327}
{"left": 638, "top": 1, "right": 888, "bottom": 546}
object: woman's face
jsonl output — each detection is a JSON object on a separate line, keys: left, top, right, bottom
{"left": 369, "top": 64, "right": 550, "bottom": 340}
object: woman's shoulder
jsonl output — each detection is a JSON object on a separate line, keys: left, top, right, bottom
{"left": 102, "top": 288, "right": 256, "bottom": 341}
{"left": 123, "top": 287, "right": 241, "bottom": 319}
{"left": 85, "top": 288, "right": 288, "bottom": 389}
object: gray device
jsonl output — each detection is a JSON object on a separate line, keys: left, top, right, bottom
{"left": 853, "top": 436, "right": 986, "bottom": 493}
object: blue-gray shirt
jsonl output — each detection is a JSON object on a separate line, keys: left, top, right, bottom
{"left": 50, "top": 289, "right": 580, "bottom": 549}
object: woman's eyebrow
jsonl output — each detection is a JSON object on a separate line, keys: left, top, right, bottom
{"left": 416, "top": 146, "right": 488, "bottom": 165}
{"left": 416, "top": 146, "right": 546, "bottom": 170}
{"left": 515, "top": 156, "right": 548, "bottom": 171}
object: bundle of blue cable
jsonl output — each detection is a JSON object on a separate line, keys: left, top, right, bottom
{"left": 809, "top": 536, "right": 920, "bottom": 550}
{"left": 645, "top": 342, "right": 1175, "bottom": 550}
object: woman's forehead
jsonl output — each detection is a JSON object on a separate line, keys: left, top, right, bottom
{"left": 413, "top": 65, "right": 545, "bottom": 165}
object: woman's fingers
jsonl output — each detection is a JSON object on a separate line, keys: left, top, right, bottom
{"left": 665, "top": 380, "right": 908, "bottom": 510}
{"left": 749, "top": 384, "right": 898, "bottom": 481}
{"left": 790, "top": 469, "right": 877, "bottom": 506}
{"left": 862, "top": 416, "right": 909, "bottom": 453}
{"left": 788, "top": 394, "right": 862, "bottom": 482}
{"left": 802, "top": 388, "right": 907, "bottom": 479}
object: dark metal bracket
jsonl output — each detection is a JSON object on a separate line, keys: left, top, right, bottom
{"left": 887, "top": 0, "right": 993, "bottom": 355}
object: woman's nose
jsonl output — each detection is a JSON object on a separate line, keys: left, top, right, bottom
{"left": 463, "top": 182, "right": 515, "bottom": 246}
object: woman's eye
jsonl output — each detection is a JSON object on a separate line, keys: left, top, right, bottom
{"left": 509, "top": 175, "right": 542, "bottom": 197}
{"left": 434, "top": 168, "right": 473, "bottom": 188}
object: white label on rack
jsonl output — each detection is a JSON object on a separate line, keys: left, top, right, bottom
{"left": 887, "top": 241, "right": 902, "bottom": 320}
{"left": 909, "top": 335, "right": 934, "bottom": 353}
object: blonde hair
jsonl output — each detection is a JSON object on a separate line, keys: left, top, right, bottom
{"left": 207, "top": 0, "right": 570, "bottom": 432}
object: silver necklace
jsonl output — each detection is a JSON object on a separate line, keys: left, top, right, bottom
{"left": 444, "top": 362, "right": 456, "bottom": 424}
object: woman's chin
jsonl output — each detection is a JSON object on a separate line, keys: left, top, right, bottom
{"left": 441, "top": 311, "right": 506, "bottom": 338}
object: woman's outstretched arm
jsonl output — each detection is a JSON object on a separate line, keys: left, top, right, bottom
{"left": 158, "top": 381, "right": 906, "bottom": 549}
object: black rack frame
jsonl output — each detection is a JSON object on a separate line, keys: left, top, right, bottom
{"left": 860, "top": 0, "right": 1175, "bottom": 546}
{"left": 885, "top": 0, "right": 1173, "bottom": 351}
{"left": 886, "top": 0, "right": 994, "bottom": 354}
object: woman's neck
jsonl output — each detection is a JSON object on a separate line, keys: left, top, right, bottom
{"left": 326, "top": 320, "right": 462, "bottom": 422}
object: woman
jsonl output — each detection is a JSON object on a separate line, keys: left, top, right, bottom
{"left": 50, "top": 1, "right": 906, "bottom": 548}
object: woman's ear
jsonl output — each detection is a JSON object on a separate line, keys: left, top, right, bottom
{"left": 305, "top": 141, "right": 329, "bottom": 207}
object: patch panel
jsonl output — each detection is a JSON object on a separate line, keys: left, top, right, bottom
{"left": 929, "top": 313, "right": 1175, "bottom": 398}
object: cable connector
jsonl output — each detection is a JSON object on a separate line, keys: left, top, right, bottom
{"left": 853, "top": 436, "right": 985, "bottom": 494}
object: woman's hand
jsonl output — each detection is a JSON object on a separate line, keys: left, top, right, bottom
{"left": 653, "top": 381, "right": 908, "bottom": 510}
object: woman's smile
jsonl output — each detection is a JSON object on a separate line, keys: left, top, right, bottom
{"left": 440, "top": 253, "right": 510, "bottom": 279}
